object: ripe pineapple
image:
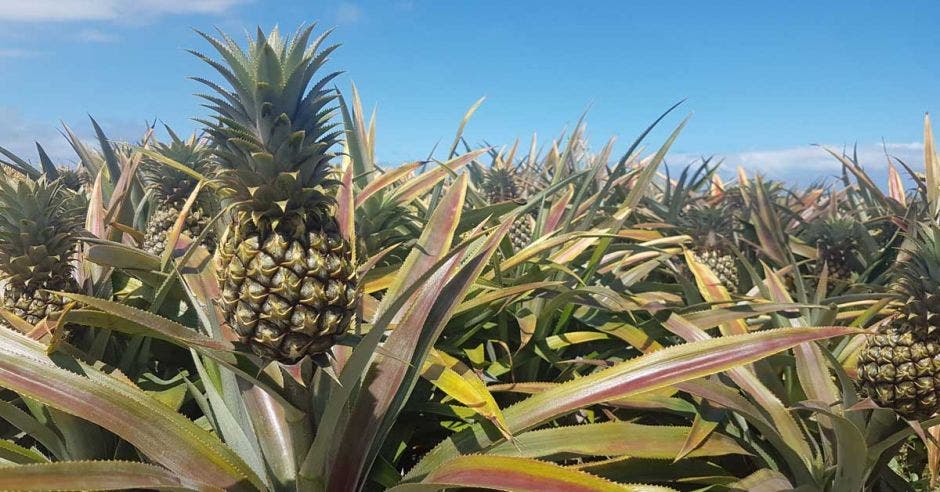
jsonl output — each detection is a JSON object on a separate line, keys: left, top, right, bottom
{"left": 857, "top": 224, "right": 940, "bottom": 420}
{"left": 141, "top": 129, "right": 217, "bottom": 257}
{"left": 803, "top": 218, "right": 861, "bottom": 284}
{"left": 679, "top": 204, "right": 738, "bottom": 292}
{"left": 196, "top": 26, "right": 358, "bottom": 363}
{"left": 0, "top": 176, "right": 82, "bottom": 325}
{"left": 482, "top": 163, "right": 534, "bottom": 250}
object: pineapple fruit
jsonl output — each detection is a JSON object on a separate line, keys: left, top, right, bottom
{"left": 55, "top": 166, "right": 88, "bottom": 193}
{"left": 482, "top": 163, "right": 533, "bottom": 250}
{"left": 196, "top": 26, "right": 358, "bottom": 363}
{"left": 857, "top": 224, "right": 940, "bottom": 420}
{"left": 141, "top": 129, "right": 217, "bottom": 257}
{"left": 680, "top": 203, "right": 738, "bottom": 292}
{"left": 0, "top": 176, "right": 83, "bottom": 325}
{"left": 803, "top": 218, "right": 861, "bottom": 285}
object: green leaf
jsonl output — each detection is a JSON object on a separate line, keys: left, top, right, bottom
{"left": 0, "top": 439, "right": 48, "bottom": 465}
{"left": 391, "top": 455, "right": 676, "bottom": 492}
{"left": 0, "top": 327, "right": 263, "bottom": 489}
{"left": 421, "top": 349, "right": 510, "bottom": 438}
{"left": 0, "top": 461, "right": 197, "bottom": 490}
{"left": 762, "top": 264, "right": 842, "bottom": 408}
{"left": 0, "top": 400, "right": 66, "bottom": 460}
{"left": 327, "top": 178, "right": 515, "bottom": 491}
{"left": 794, "top": 401, "right": 868, "bottom": 491}
{"left": 56, "top": 293, "right": 233, "bottom": 352}
{"left": 390, "top": 149, "right": 485, "bottom": 205}
{"left": 574, "top": 458, "right": 735, "bottom": 487}
{"left": 407, "top": 325, "right": 856, "bottom": 480}
{"left": 729, "top": 469, "right": 794, "bottom": 492}
{"left": 484, "top": 422, "right": 748, "bottom": 460}
{"left": 138, "top": 148, "right": 208, "bottom": 182}
{"left": 662, "top": 313, "right": 817, "bottom": 474}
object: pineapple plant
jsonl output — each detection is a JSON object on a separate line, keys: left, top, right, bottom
{"left": 140, "top": 129, "right": 217, "bottom": 257}
{"left": 679, "top": 202, "right": 738, "bottom": 292}
{"left": 195, "top": 26, "right": 358, "bottom": 363}
{"left": 803, "top": 217, "right": 861, "bottom": 285}
{"left": 0, "top": 175, "right": 83, "bottom": 325}
{"left": 55, "top": 166, "right": 88, "bottom": 192}
{"left": 857, "top": 224, "right": 940, "bottom": 420}
{"left": 481, "top": 160, "right": 535, "bottom": 250}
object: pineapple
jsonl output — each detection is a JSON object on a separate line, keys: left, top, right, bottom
{"left": 482, "top": 165, "right": 524, "bottom": 204}
{"left": 679, "top": 203, "right": 738, "bottom": 292}
{"left": 195, "top": 26, "right": 358, "bottom": 363}
{"left": 140, "top": 129, "right": 217, "bottom": 257}
{"left": 55, "top": 166, "right": 88, "bottom": 193}
{"left": 0, "top": 176, "right": 82, "bottom": 325}
{"left": 481, "top": 163, "right": 534, "bottom": 250}
{"left": 857, "top": 224, "right": 940, "bottom": 420}
{"left": 803, "top": 218, "right": 861, "bottom": 284}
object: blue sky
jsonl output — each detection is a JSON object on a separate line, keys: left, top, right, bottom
{"left": 0, "top": 1, "right": 937, "bottom": 182}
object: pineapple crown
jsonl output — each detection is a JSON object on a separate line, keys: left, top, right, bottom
{"left": 894, "top": 223, "right": 940, "bottom": 307}
{"left": 192, "top": 25, "right": 343, "bottom": 231}
{"left": 803, "top": 218, "right": 860, "bottom": 252}
{"left": 141, "top": 127, "right": 215, "bottom": 204}
{"left": 679, "top": 203, "right": 735, "bottom": 250}
{"left": 483, "top": 166, "right": 522, "bottom": 203}
{"left": 0, "top": 175, "right": 83, "bottom": 290}
{"left": 55, "top": 166, "right": 88, "bottom": 192}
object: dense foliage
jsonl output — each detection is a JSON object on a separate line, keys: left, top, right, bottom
{"left": 0, "top": 23, "right": 936, "bottom": 491}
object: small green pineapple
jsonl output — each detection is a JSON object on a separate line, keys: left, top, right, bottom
{"left": 0, "top": 176, "right": 83, "bottom": 325}
{"left": 680, "top": 203, "right": 738, "bottom": 292}
{"left": 481, "top": 162, "right": 536, "bottom": 250}
{"left": 140, "top": 128, "right": 217, "bottom": 257}
{"left": 803, "top": 218, "right": 862, "bottom": 285}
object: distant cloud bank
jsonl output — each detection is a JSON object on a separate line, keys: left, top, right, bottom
{"left": 671, "top": 142, "right": 924, "bottom": 183}
{"left": 0, "top": 0, "right": 247, "bottom": 22}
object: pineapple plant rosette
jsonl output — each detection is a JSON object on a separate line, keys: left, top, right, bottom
{"left": 803, "top": 216, "right": 863, "bottom": 288}
{"left": 0, "top": 175, "right": 83, "bottom": 325}
{"left": 480, "top": 158, "right": 536, "bottom": 250}
{"left": 679, "top": 202, "right": 739, "bottom": 292}
{"left": 194, "top": 26, "right": 359, "bottom": 363}
{"left": 141, "top": 128, "right": 218, "bottom": 256}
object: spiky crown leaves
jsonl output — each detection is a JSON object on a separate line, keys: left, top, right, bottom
{"left": 0, "top": 175, "right": 83, "bottom": 289}
{"left": 192, "top": 25, "right": 343, "bottom": 232}
{"left": 483, "top": 166, "right": 522, "bottom": 203}
{"left": 55, "top": 166, "right": 88, "bottom": 192}
{"left": 894, "top": 224, "right": 940, "bottom": 309}
{"left": 679, "top": 203, "right": 735, "bottom": 250}
{"left": 141, "top": 128, "right": 215, "bottom": 204}
{"left": 803, "top": 218, "right": 860, "bottom": 251}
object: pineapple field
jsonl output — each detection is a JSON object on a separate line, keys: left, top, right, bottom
{"left": 0, "top": 23, "right": 939, "bottom": 491}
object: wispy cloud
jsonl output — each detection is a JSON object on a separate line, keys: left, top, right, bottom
{"left": 0, "top": 48, "right": 38, "bottom": 58}
{"left": 0, "top": 0, "right": 247, "bottom": 22}
{"left": 0, "top": 107, "right": 147, "bottom": 165}
{"left": 77, "top": 28, "right": 118, "bottom": 43}
{"left": 670, "top": 142, "right": 924, "bottom": 182}
{"left": 336, "top": 2, "right": 363, "bottom": 24}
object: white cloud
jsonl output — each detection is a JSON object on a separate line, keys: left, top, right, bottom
{"left": 0, "top": 48, "right": 37, "bottom": 58}
{"left": 336, "top": 2, "right": 363, "bottom": 24}
{"left": 0, "top": 108, "right": 146, "bottom": 166}
{"left": 0, "top": 108, "right": 71, "bottom": 165}
{"left": 671, "top": 142, "right": 924, "bottom": 182}
{"left": 0, "top": 0, "right": 247, "bottom": 22}
{"left": 77, "top": 28, "right": 117, "bottom": 43}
